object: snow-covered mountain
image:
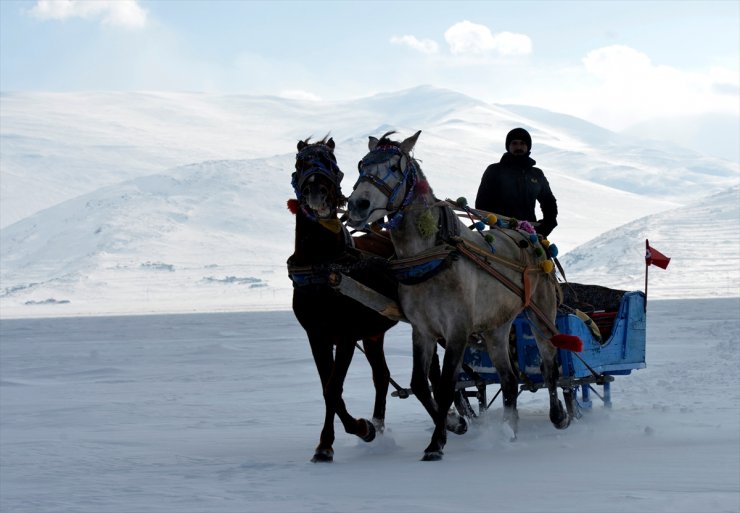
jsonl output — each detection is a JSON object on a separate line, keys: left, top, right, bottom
{"left": 561, "top": 186, "right": 740, "bottom": 298}
{"left": 1, "top": 87, "right": 738, "bottom": 318}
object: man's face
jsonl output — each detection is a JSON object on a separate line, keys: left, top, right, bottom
{"left": 508, "top": 139, "right": 529, "bottom": 155}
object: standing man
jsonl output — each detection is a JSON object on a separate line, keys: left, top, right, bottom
{"left": 475, "top": 127, "right": 558, "bottom": 237}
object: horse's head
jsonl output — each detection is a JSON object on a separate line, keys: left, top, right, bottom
{"left": 291, "top": 137, "right": 345, "bottom": 219}
{"left": 346, "top": 130, "right": 423, "bottom": 229}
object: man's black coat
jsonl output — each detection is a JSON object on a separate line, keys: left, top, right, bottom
{"left": 475, "top": 152, "right": 558, "bottom": 236}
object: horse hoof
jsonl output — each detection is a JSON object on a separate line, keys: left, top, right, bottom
{"left": 554, "top": 416, "right": 571, "bottom": 430}
{"left": 446, "top": 414, "right": 467, "bottom": 435}
{"left": 421, "top": 450, "right": 443, "bottom": 461}
{"left": 372, "top": 417, "right": 385, "bottom": 434}
{"left": 551, "top": 401, "right": 570, "bottom": 429}
{"left": 359, "top": 419, "right": 376, "bottom": 443}
{"left": 311, "top": 449, "right": 334, "bottom": 463}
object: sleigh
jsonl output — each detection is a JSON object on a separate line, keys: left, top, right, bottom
{"left": 453, "top": 284, "right": 646, "bottom": 417}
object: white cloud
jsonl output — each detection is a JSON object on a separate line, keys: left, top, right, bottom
{"left": 29, "top": 0, "right": 147, "bottom": 29}
{"left": 390, "top": 35, "right": 439, "bottom": 54}
{"left": 444, "top": 21, "right": 531, "bottom": 56}
{"left": 578, "top": 44, "right": 739, "bottom": 126}
{"left": 278, "top": 90, "right": 322, "bottom": 102}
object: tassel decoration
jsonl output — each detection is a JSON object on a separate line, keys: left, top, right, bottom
{"left": 486, "top": 213, "right": 497, "bottom": 225}
{"left": 416, "top": 179, "right": 431, "bottom": 194}
{"left": 287, "top": 199, "right": 300, "bottom": 214}
{"left": 541, "top": 260, "right": 554, "bottom": 273}
{"left": 417, "top": 209, "right": 438, "bottom": 238}
{"left": 550, "top": 334, "right": 584, "bottom": 352}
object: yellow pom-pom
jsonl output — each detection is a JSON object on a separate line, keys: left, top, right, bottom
{"left": 541, "top": 260, "right": 554, "bottom": 273}
{"left": 541, "top": 239, "right": 550, "bottom": 247}
{"left": 486, "top": 214, "right": 497, "bottom": 225}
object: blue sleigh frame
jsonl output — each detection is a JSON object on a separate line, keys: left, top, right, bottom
{"left": 456, "top": 290, "right": 646, "bottom": 413}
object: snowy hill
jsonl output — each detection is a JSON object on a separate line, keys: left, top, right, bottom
{"left": 2, "top": 87, "right": 736, "bottom": 227}
{"left": 561, "top": 186, "right": 740, "bottom": 298}
{"left": 1, "top": 87, "right": 738, "bottom": 318}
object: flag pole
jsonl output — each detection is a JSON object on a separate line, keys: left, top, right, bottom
{"left": 644, "top": 239, "right": 649, "bottom": 311}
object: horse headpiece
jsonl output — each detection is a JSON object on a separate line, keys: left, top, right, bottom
{"left": 352, "top": 130, "right": 422, "bottom": 229}
{"left": 292, "top": 137, "right": 344, "bottom": 201}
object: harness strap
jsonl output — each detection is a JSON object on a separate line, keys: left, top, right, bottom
{"left": 453, "top": 240, "right": 559, "bottom": 336}
{"left": 522, "top": 266, "right": 531, "bottom": 309}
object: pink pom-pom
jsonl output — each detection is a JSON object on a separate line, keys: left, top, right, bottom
{"left": 519, "top": 220, "right": 536, "bottom": 234}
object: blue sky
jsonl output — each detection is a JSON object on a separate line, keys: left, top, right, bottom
{"left": 1, "top": 0, "right": 738, "bottom": 135}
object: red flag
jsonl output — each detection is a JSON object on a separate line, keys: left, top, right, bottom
{"left": 645, "top": 240, "right": 670, "bottom": 269}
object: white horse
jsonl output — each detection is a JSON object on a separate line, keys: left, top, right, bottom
{"left": 346, "top": 131, "right": 573, "bottom": 461}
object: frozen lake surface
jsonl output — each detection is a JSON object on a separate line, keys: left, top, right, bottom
{"left": 1, "top": 298, "right": 739, "bottom": 513}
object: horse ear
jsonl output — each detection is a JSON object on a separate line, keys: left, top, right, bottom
{"left": 368, "top": 136, "right": 379, "bottom": 151}
{"left": 400, "top": 130, "right": 421, "bottom": 154}
{"left": 327, "top": 137, "right": 335, "bottom": 150}
{"left": 297, "top": 140, "right": 307, "bottom": 151}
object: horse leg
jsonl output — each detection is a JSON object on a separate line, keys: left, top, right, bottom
{"left": 360, "top": 334, "right": 390, "bottom": 433}
{"left": 409, "top": 327, "right": 440, "bottom": 426}
{"left": 563, "top": 387, "right": 582, "bottom": 420}
{"left": 307, "top": 335, "right": 338, "bottom": 462}
{"left": 484, "top": 324, "right": 520, "bottom": 440}
{"left": 533, "top": 327, "right": 570, "bottom": 430}
{"left": 422, "top": 335, "right": 470, "bottom": 461}
{"left": 426, "top": 342, "right": 465, "bottom": 434}
{"left": 329, "top": 340, "right": 377, "bottom": 443}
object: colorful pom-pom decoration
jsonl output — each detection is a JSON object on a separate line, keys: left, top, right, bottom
{"left": 535, "top": 247, "right": 545, "bottom": 257}
{"left": 496, "top": 219, "right": 504, "bottom": 227}
{"left": 456, "top": 197, "right": 468, "bottom": 207}
{"left": 519, "top": 220, "right": 535, "bottom": 234}
{"left": 287, "top": 198, "right": 300, "bottom": 214}
{"left": 474, "top": 221, "right": 486, "bottom": 231}
{"left": 486, "top": 213, "right": 497, "bottom": 225}
{"left": 508, "top": 218, "right": 519, "bottom": 229}
{"left": 415, "top": 179, "right": 431, "bottom": 194}
{"left": 484, "top": 234, "right": 494, "bottom": 243}
{"left": 541, "top": 260, "right": 554, "bottom": 273}
{"left": 541, "top": 239, "right": 550, "bottom": 247}
{"left": 417, "top": 209, "right": 438, "bottom": 238}
{"left": 529, "top": 233, "right": 539, "bottom": 243}
{"left": 549, "top": 244, "right": 559, "bottom": 258}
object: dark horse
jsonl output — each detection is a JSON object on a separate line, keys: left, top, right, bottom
{"left": 287, "top": 136, "right": 399, "bottom": 462}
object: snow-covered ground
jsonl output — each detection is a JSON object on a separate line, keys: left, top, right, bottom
{"left": 1, "top": 298, "right": 738, "bottom": 513}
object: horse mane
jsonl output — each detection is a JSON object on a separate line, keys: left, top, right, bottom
{"left": 377, "top": 131, "right": 400, "bottom": 147}
{"left": 300, "top": 134, "right": 332, "bottom": 146}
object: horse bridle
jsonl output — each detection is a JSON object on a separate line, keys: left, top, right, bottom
{"left": 353, "top": 144, "right": 418, "bottom": 229}
{"left": 292, "top": 144, "right": 344, "bottom": 219}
